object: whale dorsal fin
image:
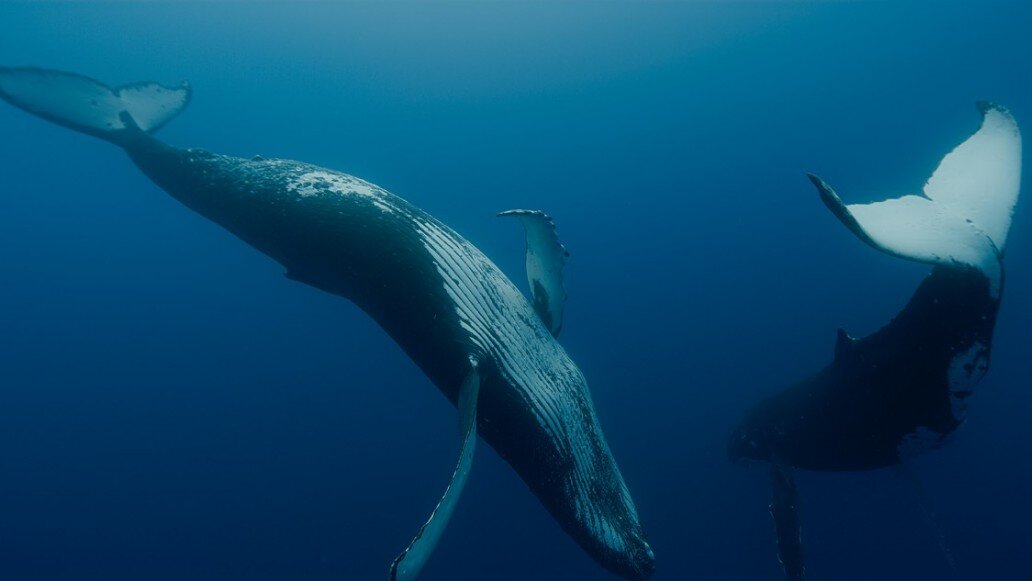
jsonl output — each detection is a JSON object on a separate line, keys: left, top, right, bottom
{"left": 390, "top": 359, "right": 481, "bottom": 581}
{"left": 498, "top": 209, "right": 569, "bottom": 338}
{"left": 834, "top": 328, "right": 856, "bottom": 361}
{"left": 809, "top": 102, "right": 1021, "bottom": 297}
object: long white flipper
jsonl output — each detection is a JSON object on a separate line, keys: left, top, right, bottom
{"left": 498, "top": 209, "right": 569, "bottom": 337}
{"left": 390, "top": 360, "right": 481, "bottom": 581}
{"left": 0, "top": 67, "right": 190, "bottom": 142}
{"left": 810, "top": 102, "right": 1021, "bottom": 296}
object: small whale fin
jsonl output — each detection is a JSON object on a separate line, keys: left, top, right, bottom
{"left": 390, "top": 359, "right": 482, "bottom": 581}
{"left": 769, "top": 462, "right": 806, "bottom": 581}
{"left": 0, "top": 67, "right": 190, "bottom": 145}
{"left": 834, "top": 327, "right": 856, "bottom": 361}
{"left": 498, "top": 209, "right": 569, "bottom": 337}
{"left": 809, "top": 102, "right": 1021, "bottom": 295}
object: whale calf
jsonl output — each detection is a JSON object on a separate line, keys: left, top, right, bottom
{"left": 729, "top": 102, "right": 1021, "bottom": 580}
{"left": 0, "top": 67, "right": 654, "bottom": 580}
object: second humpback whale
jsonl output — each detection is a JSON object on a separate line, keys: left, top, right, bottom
{"left": 730, "top": 102, "right": 1022, "bottom": 580}
{"left": 0, "top": 67, "right": 654, "bottom": 580}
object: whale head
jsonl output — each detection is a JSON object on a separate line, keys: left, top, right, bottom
{"left": 602, "top": 532, "right": 656, "bottom": 580}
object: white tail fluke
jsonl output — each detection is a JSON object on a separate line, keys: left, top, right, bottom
{"left": 0, "top": 67, "right": 190, "bottom": 143}
{"left": 810, "top": 102, "right": 1021, "bottom": 296}
{"left": 924, "top": 102, "right": 1021, "bottom": 253}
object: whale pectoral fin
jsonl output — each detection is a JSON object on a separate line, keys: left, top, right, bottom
{"left": 895, "top": 465, "right": 959, "bottom": 573}
{"left": 497, "top": 209, "right": 569, "bottom": 337}
{"left": 769, "top": 463, "right": 806, "bottom": 581}
{"left": 389, "top": 360, "right": 482, "bottom": 581}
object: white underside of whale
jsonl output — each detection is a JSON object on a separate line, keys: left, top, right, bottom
{"left": 812, "top": 102, "right": 1021, "bottom": 299}
{"left": 412, "top": 210, "right": 638, "bottom": 557}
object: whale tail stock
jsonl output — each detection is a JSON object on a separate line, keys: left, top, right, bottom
{"left": 0, "top": 66, "right": 190, "bottom": 146}
{"left": 808, "top": 102, "right": 1021, "bottom": 295}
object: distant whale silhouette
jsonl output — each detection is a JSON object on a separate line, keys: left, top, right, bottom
{"left": 729, "top": 102, "right": 1022, "bottom": 581}
{"left": 0, "top": 67, "right": 654, "bottom": 580}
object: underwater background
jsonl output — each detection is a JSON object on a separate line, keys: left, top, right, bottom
{"left": 1, "top": 2, "right": 1030, "bottom": 579}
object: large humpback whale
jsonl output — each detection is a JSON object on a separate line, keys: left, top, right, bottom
{"left": 0, "top": 67, "right": 654, "bottom": 580}
{"left": 730, "top": 102, "right": 1022, "bottom": 580}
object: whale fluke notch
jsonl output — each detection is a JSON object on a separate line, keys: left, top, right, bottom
{"left": 498, "top": 209, "right": 569, "bottom": 338}
{"left": 0, "top": 67, "right": 190, "bottom": 144}
{"left": 390, "top": 360, "right": 482, "bottom": 581}
{"left": 808, "top": 102, "right": 1021, "bottom": 297}
{"left": 809, "top": 174, "right": 1001, "bottom": 283}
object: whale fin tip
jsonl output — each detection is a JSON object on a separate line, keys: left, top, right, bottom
{"left": 390, "top": 360, "right": 481, "bottom": 581}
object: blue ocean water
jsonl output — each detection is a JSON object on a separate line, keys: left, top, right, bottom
{"left": 0, "top": 2, "right": 1030, "bottom": 580}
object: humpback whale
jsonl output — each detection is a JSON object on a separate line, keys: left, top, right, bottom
{"left": 729, "top": 102, "right": 1022, "bottom": 580}
{"left": 0, "top": 67, "right": 654, "bottom": 580}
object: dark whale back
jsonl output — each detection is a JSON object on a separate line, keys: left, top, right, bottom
{"left": 732, "top": 265, "right": 1000, "bottom": 471}
{"left": 126, "top": 136, "right": 473, "bottom": 392}
{"left": 730, "top": 103, "right": 1019, "bottom": 473}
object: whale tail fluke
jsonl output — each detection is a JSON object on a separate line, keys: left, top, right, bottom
{"left": 809, "top": 102, "right": 1021, "bottom": 294}
{"left": 0, "top": 67, "right": 190, "bottom": 146}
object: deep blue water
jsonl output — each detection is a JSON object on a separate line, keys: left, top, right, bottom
{"left": 1, "top": 2, "right": 1030, "bottom": 580}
